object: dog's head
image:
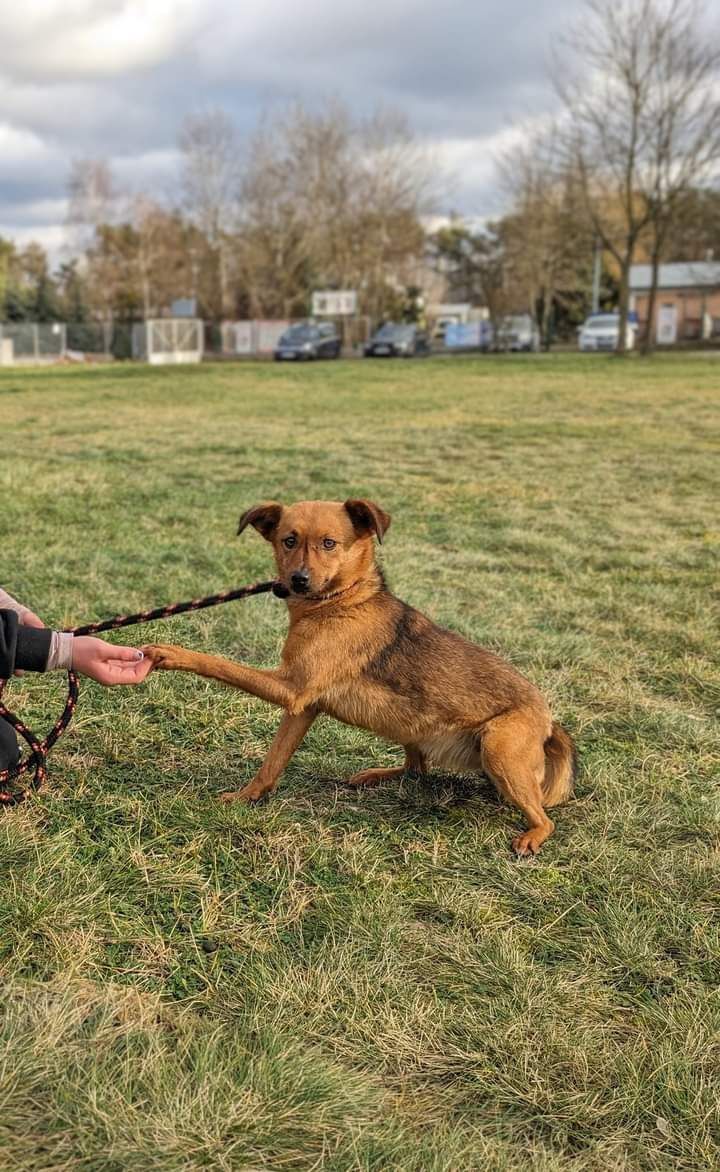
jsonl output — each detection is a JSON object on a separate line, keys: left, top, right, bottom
{"left": 237, "top": 498, "right": 390, "bottom": 599}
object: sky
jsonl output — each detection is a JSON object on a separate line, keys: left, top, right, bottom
{"left": 0, "top": 0, "right": 583, "bottom": 264}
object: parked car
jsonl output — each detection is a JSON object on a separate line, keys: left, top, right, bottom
{"left": 364, "top": 323, "right": 431, "bottom": 357}
{"left": 274, "top": 321, "right": 341, "bottom": 361}
{"left": 443, "top": 320, "right": 494, "bottom": 351}
{"left": 495, "top": 314, "right": 540, "bottom": 352}
{"left": 578, "top": 313, "right": 636, "bottom": 352}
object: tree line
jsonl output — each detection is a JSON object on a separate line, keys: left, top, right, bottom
{"left": 1, "top": 0, "right": 718, "bottom": 352}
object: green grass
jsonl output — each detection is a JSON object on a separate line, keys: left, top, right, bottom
{"left": 0, "top": 354, "right": 718, "bottom": 1171}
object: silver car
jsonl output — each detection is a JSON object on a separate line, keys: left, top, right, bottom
{"left": 578, "top": 314, "right": 635, "bottom": 352}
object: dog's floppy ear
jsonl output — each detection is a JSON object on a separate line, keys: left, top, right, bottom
{"left": 344, "top": 498, "right": 391, "bottom": 544}
{"left": 237, "top": 501, "right": 283, "bottom": 541}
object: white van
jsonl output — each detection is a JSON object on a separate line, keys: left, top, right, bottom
{"left": 578, "top": 313, "right": 636, "bottom": 352}
{"left": 496, "top": 314, "right": 541, "bottom": 352}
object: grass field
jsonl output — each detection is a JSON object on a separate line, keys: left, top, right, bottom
{"left": 0, "top": 354, "right": 718, "bottom": 1171}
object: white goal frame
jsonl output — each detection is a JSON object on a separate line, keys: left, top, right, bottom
{"left": 145, "top": 319, "right": 203, "bottom": 364}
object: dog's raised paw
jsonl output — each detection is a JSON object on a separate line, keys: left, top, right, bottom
{"left": 141, "top": 643, "right": 183, "bottom": 670}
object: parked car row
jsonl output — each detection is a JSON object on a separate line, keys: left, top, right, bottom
{"left": 273, "top": 313, "right": 637, "bottom": 360}
{"left": 274, "top": 321, "right": 430, "bottom": 361}
{"left": 437, "top": 313, "right": 540, "bottom": 353}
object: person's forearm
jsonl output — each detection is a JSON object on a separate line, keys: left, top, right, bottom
{"left": 1, "top": 591, "right": 73, "bottom": 670}
{"left": 46, "top": 631, "right": 74, "bottom": 671}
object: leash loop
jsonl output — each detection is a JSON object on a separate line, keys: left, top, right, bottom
{"left": 0, "top": 579, "right": 281, "bottom": 805}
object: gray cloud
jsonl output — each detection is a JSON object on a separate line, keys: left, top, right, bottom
{"left": 0, "top": 0, "right": 580, "bottom": 262}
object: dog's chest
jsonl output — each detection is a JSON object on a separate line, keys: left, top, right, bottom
{"left": 318, "top": 680, "right": 374, "bottom": 726}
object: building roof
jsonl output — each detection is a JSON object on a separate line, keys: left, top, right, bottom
{"left": 629, "top": 261, "right": 720, "bottom": 291}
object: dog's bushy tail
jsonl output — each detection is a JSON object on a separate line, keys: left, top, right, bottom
{"left": 542, "top": 722, "right": 577, "bottom": 807}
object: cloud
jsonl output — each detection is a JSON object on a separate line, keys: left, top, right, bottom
{"left": 0, "top": 0, "right": 580, "bottom": 264}
{"left": 0, "top": 1, "right": 204, "bottom": 80}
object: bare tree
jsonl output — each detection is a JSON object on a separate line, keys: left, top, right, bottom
{"left": 236, "top": 100, "right": 434, "bottom": 323}
{"left": 498, "top": 128, "right": 592, "bottom": 346}
{"left": 636, "top": 0, "right": 720, "bottom": 351}
{"left": 556, "top": 0, "right": 720, "bottom": 354}
{"left": 65, "top": 159, "right": 128, "bottom": 323}
{"left": 130, "top": 197, "right": 191, "bottom": 318}
{"left": 352, "top": 106, "right": 436, "bottom": 322}
{"left": 237, "top": 120, "right": 313, "bottom": 318}
{"left": 66, "top": 159, "right": 118, "bottom": 254}
{"left": 180, "top": 109, "right": 241, "bottom": 318}
{"left": 429, "top": 221, "right": 511, "bottom": 335}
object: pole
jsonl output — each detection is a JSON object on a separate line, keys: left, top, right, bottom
{"left": 591, "top": 238, "right": 602, "bottom": 314}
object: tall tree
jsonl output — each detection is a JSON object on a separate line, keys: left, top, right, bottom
{"left": 556, "top": 0, "right": 720, "bottom": 354}
{"left": 430, "top": 222, "right": 510, "bottom": 333}
{"left": 179, "top": 109, "right": 241, "bottom": 318}
{"left": 498, "top": 130, "right": 593, "bottom": 346}
{"left": 236, "top": 101, "right": 433, "bottom": 322}
{"left": 66, "top": 159, "right": 118, "bottom": 253}
{"left": 635, "top": 0, "right": 720, "bottom": 351}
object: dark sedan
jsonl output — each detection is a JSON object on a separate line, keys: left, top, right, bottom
{"left": 364, "top": 323, "right": 431, "bottom": 358}
{"left": 274, "top": 321, "right": 342, "bottom": 361}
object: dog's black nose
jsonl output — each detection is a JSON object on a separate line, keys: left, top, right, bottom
{"left": 290, "top": 570, "right": 310, "bottom": 594}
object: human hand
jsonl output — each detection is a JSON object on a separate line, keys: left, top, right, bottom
{"left": 20, "top": 609, "right": 45, "bottom": 629}
{"left": 71, "top": 637, "right": 154, "bottom": 686}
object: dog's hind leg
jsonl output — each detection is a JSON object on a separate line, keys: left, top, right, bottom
{"left": 345, "top": 745, "right": 424, "bottom": 788}
{"left": 220, "top": 710, "right": 316, "bottom": 804}
{"left": 480, "top": 713, "right": 554, "bottom": 856}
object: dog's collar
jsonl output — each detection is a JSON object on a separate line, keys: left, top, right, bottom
{"left": 289, "top": 578, "right": 364, "bottom": 604}
{"left": 305, "top": 581, "right": 358, "bottom": 603}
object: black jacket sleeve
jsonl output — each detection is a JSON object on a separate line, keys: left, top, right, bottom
{"left": 0, "top": 610, "right": 53, "bottom": 677}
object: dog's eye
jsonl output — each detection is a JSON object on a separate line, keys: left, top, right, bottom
{"left": 283, "top": 535, "right": 297, "bottom": 549}
{"left": 322, "top": 537, "right": 337, "bottom": 551}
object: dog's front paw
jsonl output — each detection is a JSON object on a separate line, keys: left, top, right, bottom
{"left": 220, "top": 780, "right": 275, "bottom": 804}
{"left": 142, "top": 643, "right": 189, "bottom": 671}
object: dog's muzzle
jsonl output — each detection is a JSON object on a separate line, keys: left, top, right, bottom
{"left": 290, "top": 570, "right": 311, "bottom": 595}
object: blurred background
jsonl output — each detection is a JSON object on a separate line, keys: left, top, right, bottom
{"left": 1, "top": 0, "right": 718, "bottom": 359}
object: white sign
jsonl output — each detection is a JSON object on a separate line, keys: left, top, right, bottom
{"left": 312, "top": 290, "right": 357, "bottom": 316}
{"left": 656, "top": 303, "right": 677, "bottom": 345}
{"left": 232, "top": 321, "right": 254, "bottom": 354}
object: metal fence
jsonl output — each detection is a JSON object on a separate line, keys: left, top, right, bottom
{"left": 0, "top": 321, "right": 136, "bottom": 364}
{"left": 0, "top": 322, "right": 67, "bottom": 363}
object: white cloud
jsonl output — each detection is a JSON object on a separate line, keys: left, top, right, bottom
{"left": 0, "top": 1, "right": 205, "bottom": 80}
{"left": 0, "top": 121, "right": 54, "bottom": 165}
{"left": 0, "top": 221, "right": 66, "bottom": 256}
{"left": 0, "top": 0, "right": 585, "bottom": 261}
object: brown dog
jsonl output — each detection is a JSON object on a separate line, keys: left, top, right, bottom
{"left": 144, "top": 499, "right": 576, "bottom": 854}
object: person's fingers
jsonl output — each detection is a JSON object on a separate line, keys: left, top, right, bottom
{"left": 128, "top": 657, "right": 154, "bottom": 681}
{"left": 102, "top": 645, "right": 145, "bottom": 663}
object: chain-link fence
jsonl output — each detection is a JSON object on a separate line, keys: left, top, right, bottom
{"left": 0, "top": 322, "right": 67, "bottom": 363}
{"left": 1, "top": 316, "right": 377, "bottom": 366}
{"left": 0, "top": 321, "right": 136, "bottom": 364}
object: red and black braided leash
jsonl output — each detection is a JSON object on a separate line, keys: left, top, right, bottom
{"left": 0, "top": 578, "right": 286, "bottom": 805}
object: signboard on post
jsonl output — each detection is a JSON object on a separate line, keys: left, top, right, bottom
{"left": 312, "top": 290, "right": 357, "bottom": 316}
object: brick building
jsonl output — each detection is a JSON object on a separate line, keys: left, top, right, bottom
{"left": 629, "top": 261, "right": 720, "bottom": 344}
